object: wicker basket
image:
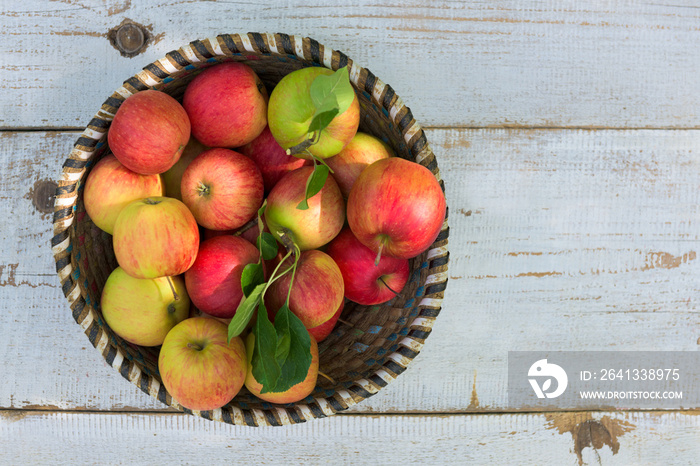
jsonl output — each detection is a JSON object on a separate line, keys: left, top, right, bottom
{"left": 51, "top": 33, "right": 449, "bottom": 426}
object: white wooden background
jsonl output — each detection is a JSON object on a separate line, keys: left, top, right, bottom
{"left": 2, "top": 1, "right": 700, "bottom": 464}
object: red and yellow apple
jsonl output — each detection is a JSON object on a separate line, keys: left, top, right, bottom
{"left": 244, "top": 332, "right": 318, "bottom": 404}
{"left": 184, "top": 236, "right": 260, "bottom": 319}
{"left": 83, "top": 154, "right": 164, "bottom": 234}
{"left": 347, "top": 157, "right": 446, "bottom": 259}
{"left": 108, "top": 89, "right": 190, "bottom": 175}
{"left": 101, "top": 267, "right": 189, "bottom": 346}
{"left": 268, "top": 67, "right": 360, "bottom": 159}
{"left": 264, "top": 166, "right": 345, "bottom": 251}
{"left": 183, "top": 62, "right": 268, "bottom": 148}
{"left": 265, "top": 249, "right": 344, "bottom": 329}
{"left": 327, "top": 228, "right": 409, "bottom": 305}
{"left": 159, "top": 317, "right": 247, "bottom": 411}
{"left": 181, "top": 148, "right": 264, "bottom": 231}
{"left": 325, "top": 132, "right": 394, "bottom": 198}
{"left": 113, "top": 196, "right": 199, "bottom": 279}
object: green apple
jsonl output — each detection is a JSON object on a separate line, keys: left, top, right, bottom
{"left": 158, "top": 317, "right": 247, "bottom": 411}
{"left": 100, "top": 267, "right": 189, "bottom": 346}
{"left": 268, "top": 67, "right": 360, "bottom": 159}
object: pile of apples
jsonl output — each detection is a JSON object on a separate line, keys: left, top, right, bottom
{"left": 85, "top": 61, "right": 446, "bottom": 412}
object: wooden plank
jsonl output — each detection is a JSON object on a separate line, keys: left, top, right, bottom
{"left": 3, "top": 1, "right": 700, "bottom": 129}
{"left": 2, "top": 129, "right": 699, "bottom": 413}
{"left": 0, "top": 410, "right": 698, "bottom": 465}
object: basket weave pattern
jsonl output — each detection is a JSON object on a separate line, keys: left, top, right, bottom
{"left": 51, "top": 33, "right": 449, "bottom": 426}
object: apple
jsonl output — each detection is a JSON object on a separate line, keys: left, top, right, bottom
{"left": 264, "top": 166, "right": 345, "bottom": 251}
{"left": 347, "top": 157, "right": 446, "bottom": 260}
{"left": 181, "top": 148, "right": 264, "bottom": 231}
{"left": 113, "top": 196, "right": 199, "bottom": 279}
{"left": 237, "top": 125, "right": 311, "bottom": 193}
{"left": 183, "top": 62, "right": 268, "bottom": 148}
{"left": 159, "top": 317, "right": 247, "bottom": 411}
{"left": 184, "top": 236, "right": 260, "bottom": 319}
{"left": 100, "top": 267, "right": 189, "bottom": 346}
{"left": 307, "top": 299, "right": 343, "bottom": 342}
{"left": 324, "top": 132, "right": 394, "bottom": 198}
{"left": 265, "top": 249, "right": 344, "bottom": 329}
{"left": 326, "top": 228, "right": 409, "bottom": 305}
{"left": 83, "top": 155, "right": 164, "bottom": 234}
{"left": 162, "top": 137, "right": 208, "bottom": 200}
{"left": 244, "top": 332, "right": 318, "bottom": 404}
{"left": 268, "top": 66, "right": 360, "bottom": 159}
{"left": 108, "top": 89, "right": 190, "bottom": 175}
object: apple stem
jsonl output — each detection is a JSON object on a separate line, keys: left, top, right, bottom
{"left": 285, "top": 131, "right": 318, "bottom": 156}
{"left": 276, "top": 228, "right": 297, "bottom": 254}
{"left": 196, "top": 181, "right": 211, "bottom": 196}
{"left": 165, "top": 276, "right": 180, "bottom": 301}
{"left": 318, "top": 371, "right": 336, "bottom": 384}
{"left": 233, "top": 217, "right": 257, "bottom": 237}
{"left": 187, "top": 342, "right": 204, "bottom": 351}
{"left": 378, "top": 276, "right": 400, "bottom": 297}
{"left": 374, "top": 242, "right": 384, "bottom": 267}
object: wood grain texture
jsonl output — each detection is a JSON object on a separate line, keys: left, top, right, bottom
{"left": 0, "top": 410, "right": 698, "bottom": 465}
{"left": 2, "top": 129, "right": 698, "bottom": 413}
{"left": 2, "top": 1, "right": 700, "bottom": 129}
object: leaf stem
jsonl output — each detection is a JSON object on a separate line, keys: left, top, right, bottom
{"left": 285, "top": 132, "right": 318, "bottom": 156}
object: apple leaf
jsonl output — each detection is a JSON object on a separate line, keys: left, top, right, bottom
{"left": 274, "top": 304, "right": 292, "bottom": 364}
{"left": 241, "top": 263, "right": 264, "bottom": 297}
{"left": 227, "top": 282, "right": 265, "bottom": 342}
{"left": 296, "top": 164, "right": 329, "bottom": 211}
{"left": 310, "top": 66, "right": 354, "bottom": 116}
{"left": 252, "top": 300, "right": 281, "bottom": 394}
{"left": 257, "top": 232, "right": 278, "bottom": 261}
{"left": 308, "top": 108, "right": 339, "bottom": 135}
{"left": 271, "top": 306, "right": 312, "bottom": 393}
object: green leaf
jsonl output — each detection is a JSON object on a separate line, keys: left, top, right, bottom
{"left": 310, "top": 66, "right": 354, "bottom": 116}
{"left": 241, "top": 263, "right": 264, "bottom": 297}
{"left": 227, "top": 283, "right": 265, "bottom": 342}
{"left": 251, "top": 300, "right": 281, "bottom": 394}
{"left": 272, "top": 306, "right": 312, "bottom": 393}
{"left": 308, "top": 108, "right": 339, "bottom": 135}
{"left": 273, "top": 303, "right": 293, "bottom": 364}
{"left": 257, "top": 232, "right": 278, "bottom": 261}
{"left": 296, "top": 164, "right": 330, "bottom": 211}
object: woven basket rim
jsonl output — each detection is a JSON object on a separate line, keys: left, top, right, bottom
{"left": 51, "top": 32, "right": 449, "bottom": 426}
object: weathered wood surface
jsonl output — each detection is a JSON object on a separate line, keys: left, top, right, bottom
{"left": 3, "top": 1, "right": 700, "bottom": 464}
{"left": 2, "top": 1, "right": 700, "bottom": 129}
{"left": 2, "top": 129, "right": 699, "bottom": 415}
{"left": 1, "top": 411, "right": 699, "bottom": 465}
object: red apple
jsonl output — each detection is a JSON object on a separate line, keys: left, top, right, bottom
{"left": 113, "top": 196, "right": 199, "bottom": 279}
{"left": 162, "top": 137, "right": 209, "bottom": 201}
{"left": 265, "top": 249, "right": 344, "bottom": 329}
{"left": 108, "top": 90, "right": 190, "bottom": 175}
{"left": 101, "top": 267, "right": 189, "bottom": 346}
{"left": 347, "top": 158, "right": 446, "bottom": 260}
{"left": 307, "top": 300, "right": 343, "bottom": 342}
{"left": 238, "top": 125, "right": 311, "bottom": 193}
{"left": 83, "top": 154, "right": 164, "bottom": 234}
{"left": 325, "top": 132, "right": 394, "bottom": 198}
{"left": 327, "top": 228, "right": 409, "bottom": 305}
{"left": 183, "top": 62, "right": 268, "bottom": 148}
{"left": 264, "top": 166, "right": 345, "bottom": 251}
{"left": 268, "top": 66, "right": 360, "bottom": 159}
{"left": 184, "top": 236, "right": 260, "bottom": 319}
{"left": 159, "top": 317, "right": 247, "bottom": 411}
{"left": 181, "top": 148, "right": 264, "bottom": 231}
{"left": 244, "top": 332, "right": 318, "bottom": 404}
